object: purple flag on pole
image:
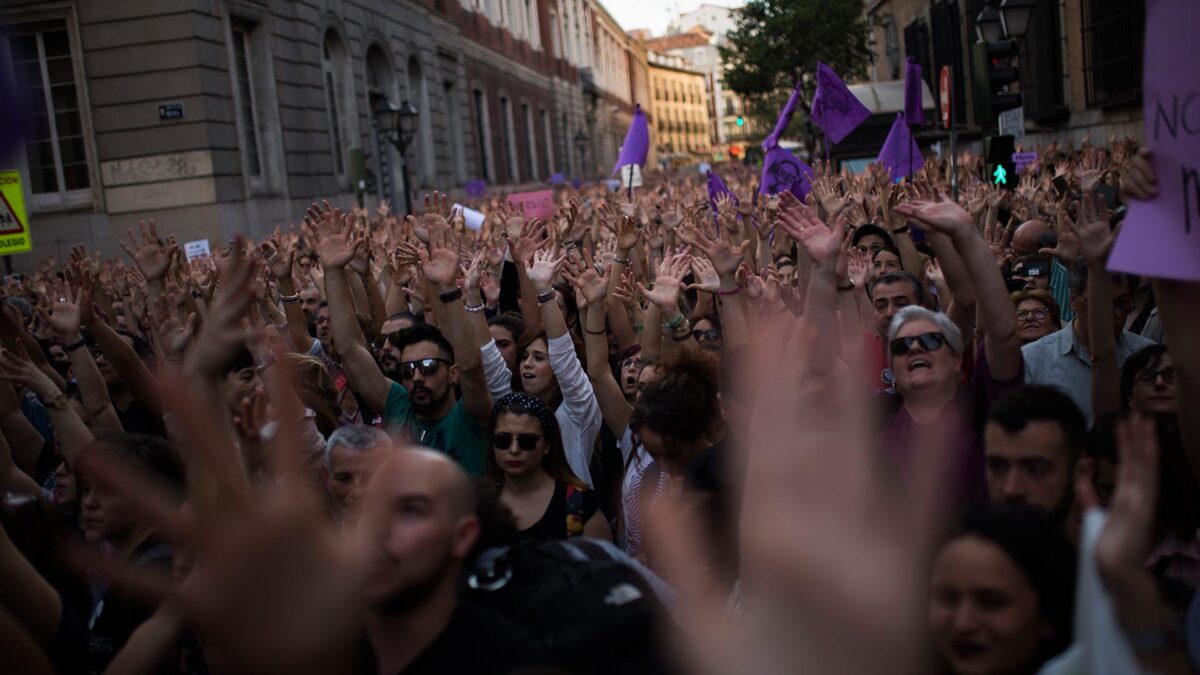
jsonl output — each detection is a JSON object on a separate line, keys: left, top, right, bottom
{"left": 762, "top": 82, "right": 802, "bottom": 151}
{"left": 707, "top": 169, "right": 738, "bottom": 213}
{"left": 904, "top": 58, "right": 926, "bottom": 126}
{"left": 760, "top": 146, "right": 814, "bottom": 202}
{"left": 877, "top": 113, "right": 923, "bottom": 180}
{"left": 611, "top": 104, "right": 650, "bottom": 176}
{"left": 810, "top": 62, "right": 871, "bottom": 145}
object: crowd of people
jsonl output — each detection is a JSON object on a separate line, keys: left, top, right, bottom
{"left": 0, "top": 133, "right": 1196, "bottom": 675}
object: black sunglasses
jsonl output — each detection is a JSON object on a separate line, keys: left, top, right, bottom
{"left": 397, "top": 358, "right": 452, "bottom": 380}
{"left": 692, "top": 328, "right": 721, "bottom": 342}
{"left": 1134, "top": 367, "right": 1175, "bottom": 387}
{"left": 889, "top": 332, "right": 948, "bottom": 356}
{"left": 492, "top": 432, "right": 542, "bottom": 452}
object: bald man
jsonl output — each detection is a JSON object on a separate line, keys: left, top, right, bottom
{"left": 1012, "top": 220, "right": 1074, "bottom": 323}
{"left": 357, "top": 449, "right": 553, "bottom": 673}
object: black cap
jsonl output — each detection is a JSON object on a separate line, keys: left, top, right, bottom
{"left": 851, "top": 223, "right": 894, "bottom": 248}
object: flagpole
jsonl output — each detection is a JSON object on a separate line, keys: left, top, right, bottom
{"left": 907, "top": 118, "right": 913, "bottom": 182}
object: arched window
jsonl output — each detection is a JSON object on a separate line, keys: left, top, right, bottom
{"left": 321, "top": 30, "right": 356, "bottom": 184}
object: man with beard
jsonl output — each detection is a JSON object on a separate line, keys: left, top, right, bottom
{"left": 355, "top": 448, "right": 553, "bottom": 674}
{"left": 984, "top": 386, "right": 1087, "bottom": 531}
{"left": 321, "top": 228, "right": 491, "bottom": 475}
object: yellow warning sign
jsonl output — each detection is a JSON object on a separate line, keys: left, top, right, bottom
{"left": 0, "top": 170, "right": 31, "bottom": 255}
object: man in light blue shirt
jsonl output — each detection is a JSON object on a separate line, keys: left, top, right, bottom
{"left": 1022, "top": 262, "right": 1155, "bottom": 426}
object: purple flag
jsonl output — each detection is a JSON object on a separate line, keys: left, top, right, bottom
{"left": 611, "top": 104, "right": 650, "bottom": 177}
{"left": 465, "top": 179, "right": 487, "bottom": 198}
{"left": 707, "top": 169, "right": 738, "bottom": 213}
{"left": 760, "top": 146, "right": 814, "bottom": 202}
{"left": 762, "top": 82, "right": 802, "bottom": 151}
{"left": 810, "top": 62, "right": 871, "bottom": 145}
{"left": 904, "top": 58, "right": 926, "bottom": 126}
{"left": 877, "top": 113, "right": 923, "bottom": 180}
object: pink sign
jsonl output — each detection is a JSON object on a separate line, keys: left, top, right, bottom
{"left": 1109, "top": 0, "right": 1200, "bottom": 281}
{"left": 506, "top": 189, "right": 555, "bottom": 221}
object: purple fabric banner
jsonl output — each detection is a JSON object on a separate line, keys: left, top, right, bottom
{"left": 904, "top": 58, "right": 926, "bottom": 126}
{"left": 762, "top": 82, "right": 802, "bottom": 151}
{"left": 760, "top": 146, "right": 813, "bottom": 202}
{"left": 707, "top": 169, "right": 738, "bottom": 213}
{"left": 810, "top": 62, "right": 871, "bottom": 145}
{"left": 611, "top": 104, "right": 650, "bottom": 177}
{"left": 465, "top": 180, "right": 487, "bottom": 198}
{"left": 877, "top": 113, "right": 924, "bottom": 180}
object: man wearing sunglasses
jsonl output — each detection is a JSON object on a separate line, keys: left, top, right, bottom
{"left": 320, "top": 226, "right": 491, "bottom": 476}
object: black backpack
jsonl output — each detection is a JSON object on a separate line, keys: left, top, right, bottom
{"left": 465, "top": 538, "right": 676, "bottom": 674}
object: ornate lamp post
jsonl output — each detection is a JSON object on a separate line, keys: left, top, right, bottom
{"left": 373, "top": 98, "right": 419, "bottom": 215}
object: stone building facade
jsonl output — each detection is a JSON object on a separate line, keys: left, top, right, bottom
{"left": 1, "top": 0, "right": 653, "bottom": 269}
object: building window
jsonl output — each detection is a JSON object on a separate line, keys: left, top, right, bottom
{"left": 1081, "top": 0, "right": 1144, "bottom": 108}
{"left": 1016, "top": 0, "right": 1066, "bottom": 120}
{"left": 322, "top": 31, "right": 350, "bottom": 179}
{"left": 522, "top": 102, "right": 538, "bottom": 181}
{"left": 541, "top": 108, "right": 555, "bottom": 175}
{"left": 7, "top": 19, "right": 92, "bottom": 209}
{"left": 230, "top": 23, "right": 263, "bottom": 179}
{"left": 473, "top": 89, "right": 493, "bottom": 182}
{"left": 499, "top": 96, "right": 518, "bottom": 182}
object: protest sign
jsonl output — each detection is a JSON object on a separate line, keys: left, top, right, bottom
{"left": 1110, "top": 0, "right": 1200, "bottom": 281}
{"left": 1012, "top": 151, "right": 1039, "bottom": 171}
{"left": 507, "top": 189, "right": 555, "bottom": 220}
{"left": 453, "top": 203, "right": 486, "bottom": 231}
{"left": 184, "top": 239, "right": 211, "bottom": 260}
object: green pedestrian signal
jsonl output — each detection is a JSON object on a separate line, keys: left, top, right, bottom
{"left": 993, "top": 165, "right": 1007, "bottom": 185}
{"left": 735, "top": 116, "right": 744, "bottom": 127}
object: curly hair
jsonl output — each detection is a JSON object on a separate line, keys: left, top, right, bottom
{"left": 630, "top": 349, "right": 721, "bottom": 457}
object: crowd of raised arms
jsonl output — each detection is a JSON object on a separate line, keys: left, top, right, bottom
{"left": 0, "top": 136, "right": 1195, "bottom": 675}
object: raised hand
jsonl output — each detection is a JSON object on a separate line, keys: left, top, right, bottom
{"left": 304, "top": 203, "right": 362, "bottom": 270}
{"left": 40, "top": 282, "right": 84, "bottom": 338}
{"left": 1039, "top": 206, "right": 1083, "bottom": 263}
{"left": 685, "top": 256, "right": 722, "bottom": 294}
{"left": 184, "top": 237, "right": 257, "bottom": 376}
{"left": 892, "top": 193, "right": 974, "bottom": 240}
{"left": 847, "top": 250, "right": 870, "bottom": 288}
{"left": 525, "top": 248, "right": 566, "bottom": 292}
{"left": 615, "top": 215, "right": 642, "bottom": 253}
{"left": 120, "top": 219, "right": 178, "bottom": 283}
{"left": 778, "top": 198, "right": 844, "bottom": 264}
{"left": 563, "top": 265, "right": 609, "bottom": 310}
{"left": 463, "top": 250, "right": 486, "bottom": 293}
{"left": 1068, "top": 190, "right": 1115, "bottom": 265}
{"left": 636, "top": 253, "right": 689, "bottom": 312}
{"left": 259, "top": 238, "right": 295, "bottom": 281}
{"left": 510, "top": 219, "right": 548, "bottom": 266}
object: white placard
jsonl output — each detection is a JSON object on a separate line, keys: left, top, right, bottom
{"left": 998, "top": 106, "right": 1025, "bottom": 138}
{"left": 453, "top": 204, "right": 486, "bottom": 231}
{"left": 619, "top": 163, "right": 643, "bottom": 188}
{"left": 183, "top": 239, "right": 211, "bottom": 260}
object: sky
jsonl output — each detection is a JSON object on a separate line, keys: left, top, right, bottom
{"left": 601, "top": 0, "right": 744, "bottom": 37}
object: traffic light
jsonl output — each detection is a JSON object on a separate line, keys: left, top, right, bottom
{"left": 984, "top": 135, "right": 1017, "bottom": 189}
{"left": 735, "top": 116, "right": 745, "bottom": 127}
{"left": 971, "top": 39, "right": 1021, "bottom": 126}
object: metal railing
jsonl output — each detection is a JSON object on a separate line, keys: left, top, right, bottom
{"left": 1081, "top": 0, "right": 1144, "bottom": 108}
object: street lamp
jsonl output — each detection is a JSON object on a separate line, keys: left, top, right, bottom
{"left": 998, "top": 0, "right": 1035, "bottom": 39}
{"left": 974, "top": 5, "right": 1004, "bottom": 43}
{"left": 373, "top": 98, "right": 419, "bottom": 215}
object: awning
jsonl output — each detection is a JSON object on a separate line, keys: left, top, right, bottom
{"left": 847, "top": 79, "right": 936, "bottom": 117}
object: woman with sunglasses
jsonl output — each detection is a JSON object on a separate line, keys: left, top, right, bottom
{"left": 487, "top": 393, "right": 611, "bottom": 542}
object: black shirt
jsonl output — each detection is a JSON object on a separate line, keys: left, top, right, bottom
{"left": 517, "top": 480, "right": 599, "bottom": 543}
{"left": 358, "top": 600, "right": 556, "bottom": 675}
{"left": 86, "top": 537, "right": 172, "bottom": 674}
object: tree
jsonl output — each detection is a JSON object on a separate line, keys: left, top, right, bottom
{"left": 720, "top": 0, "right": 875, "bottom": 131}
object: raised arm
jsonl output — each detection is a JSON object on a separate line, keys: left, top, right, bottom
{"left": 1072, "top": 191, "right": 1120, "bottom": 419}
{"left": 895, "top": 195, "right": 1022, "bottom": 381}
{"left": 310, "top": 207, "right": 392, "bottom": 414}
{"left": 569, "top": 267, "right": 632, "bottom": 437}
{"left": 260, "top": 237, "right": 314, "bottom": 354}
{"left": 0, "top": 382, "right": 44, "bottom": 479}
{"left": 419, "top": 230, "right": 493, "bottom": 426}
{"left": 637, "top": 253, "right": 698, "bottom": 359}
{"left": 0, "top": 347, "right": 92, "bottom": 468}
{"left": 682, "top": 228, "right": 751, "bottom": 349}
{"left": 42, "top": 283, "right": 123, "bottom": 432}
{"left": 777, "top": 193, "right": 845, "bottom": 372}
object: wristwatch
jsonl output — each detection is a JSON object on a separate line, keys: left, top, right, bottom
{"left": 255, "top": 354, "right": 276, "bottom": 374}
{"left": 40, "top": 392, "right": 69, "bottom": 411}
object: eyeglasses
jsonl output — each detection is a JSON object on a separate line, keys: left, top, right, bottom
{"left": 1016, "top": 307, "right": 1050, "bottom": 321}
{"left": 397, "top": 358, "right": 452, "bottom": 380}
{"left": 889, "top": 332, "right": 948, "bottom": 356}
{"left": 692, "top": 328, "right": 721, "bottom": 342}
{"left": 621, "top": 357, "right": 644, "bottom": 371}
{"left": 492, "top": 432, "right": 542, "bottom": 452}
{"left": 1134, "top": 367, "right": 1175, "bottom": 387}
